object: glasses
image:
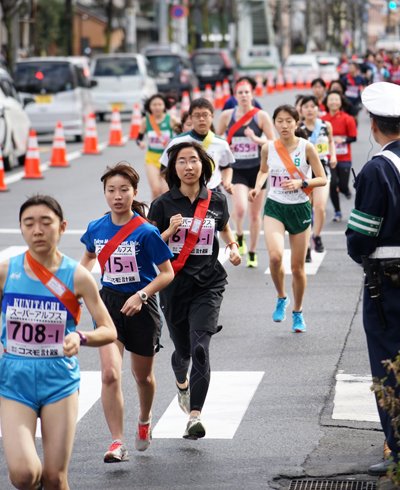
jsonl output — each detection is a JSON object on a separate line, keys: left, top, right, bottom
{"left": 191, "top": 113, "right": 212, "bottom": 120}
{"left": 176, "top": 158, "right": 201, "bottom": 165}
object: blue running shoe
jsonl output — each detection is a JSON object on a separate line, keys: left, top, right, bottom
{"left": 292, "top": 311, "right": 306, "bottom": 333}
{"left": 273, "top": 296, "right": 290, "bottom": 322}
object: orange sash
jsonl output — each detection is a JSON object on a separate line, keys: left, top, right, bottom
{"left": 148, "top": 114, "right": 168, "bottom": 147}
{"left": 273, "top": 140, "right": 313, "bottom": 196}
{"left": 26, "top": 251, "right": 81, "bottom": 326}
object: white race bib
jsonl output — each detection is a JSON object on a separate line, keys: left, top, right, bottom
{"left": 169, "top": 217, "right": 215, "bottom": 255}
{"left": 97, "top": 244, "right": 140, "bottom": 285}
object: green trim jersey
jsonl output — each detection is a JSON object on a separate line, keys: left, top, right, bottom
{"left": 146, "top": 114, "right": 173, "bottom": 154}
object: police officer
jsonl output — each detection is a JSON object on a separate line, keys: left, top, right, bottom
{"left": 346, "top": 82, "right": 400, "bottom": 476}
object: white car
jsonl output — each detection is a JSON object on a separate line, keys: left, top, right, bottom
{"left": 283, "top": 54, "right": 320, "bottom": 83}
{"left": 14, "top": 57, "right": 94, "bottom": 141}
{"left": 316, "top": 53, "right": 340, "bottom": 83}
{"left": 0, "top": 68, "right": 31, "bottom": 170}
{"left": 90, "top": 53, "right": 157, "bottom": 121}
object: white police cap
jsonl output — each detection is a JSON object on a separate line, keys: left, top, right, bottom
{"left": 362, "top": 82, "right": 400, "bottom": 121}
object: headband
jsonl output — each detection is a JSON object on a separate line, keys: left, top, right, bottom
{"left": 234, "top": 81, "right": 253, "bottom": 94}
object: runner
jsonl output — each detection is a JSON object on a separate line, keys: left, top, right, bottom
{"left": 311, "top": 78, "right": 327, "bottom": 116}
{"left": 0, "top": 195, "right": 116, "bottom": 490}
{"left": 160, "top": 98, "right": 235, "bottom": 194}
{"left": 322, "top": 91, "right": 357, "bottom": 222}
{"left": 175, "top": 111, "right": 193, "bottom": 135}
{"left": 137, "top": 93, "right": 180, "bottom": 201}
{"left": 216, "top": 80, "right": 275, "bottom": 267}
{"left": 341, "top": 61, "right": 366, "bottom": 124}
{"left": 149, "top": 141, "right": 241, "bottom": 439}
{"left": 248, "top": 105, "right": 327, "bottom": 332}
{"left": 222, "top": 76, "right": 262, "bottom": 110}
{"left": 80, "top": 162, "right": 174, "bottom": 462}
{"left": 300, "top": 95, "right": 337, "bottom": 259}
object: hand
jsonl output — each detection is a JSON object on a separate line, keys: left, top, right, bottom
{"left": 229, "top": 247, "right": 242, "bottom": 266}
{"left": 168, "top": 214, "right": 183, "bottom": 235}
{"left": 223, "top": 181, "right": 234, "bottom": 195}
{"left": 120, "top": 293, "right": 143, "bottom": 316}
{"left": 244, "top": 126, "right": 256, "bottom": 140}
{"left": 330, "top": 159, "right": 338, "bottom": 168}
{"left": 63, "top": 332, "right": 80, "bottom": 358}
{"left": 248, "top": 189, "right": 260, "bottom": 202}
{"left": 139, "top": 141, "right": 146, "bottom": 150}
{"left": 334, "top": 137, "right": 345, "bottom": 144}
{"left": 280, "top": 179, "right": 302, "bottom": 192}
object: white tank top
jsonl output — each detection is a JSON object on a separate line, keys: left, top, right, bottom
{"left": 267, "top": 138, "right": 311, "bottom": 204}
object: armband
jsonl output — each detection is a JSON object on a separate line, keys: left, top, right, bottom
{"left": 347, "top": 209, "right": 383, "bottom": 237}
{"left": 136, "top": 133, "right": 144, "bottom": 145}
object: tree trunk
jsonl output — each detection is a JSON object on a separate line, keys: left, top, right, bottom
{"left": 105, "top": 0, "right": 113, "bottom": 53}
{"left": 65, "top": 0, "right": 73, "bottom": 55}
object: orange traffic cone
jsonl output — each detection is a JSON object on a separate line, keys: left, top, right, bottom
{"left": 296, "top": 71, "right": 304, "bottom": 90}
{"left": 276, "top": 71, "right": 284, "bottom": 92}
{"left": 214, "top": 82, "right": 224, "bottom": 109}
{"left": 323, "top": 70, "right": 332, "bottom": 88}
{"left": 192, "top": 87, "right": 201, "bottom": 100}
{"left": 181, "top": 91, "right": 191, "bottom": 117}
{"left": 285, "top": 70, "right": 294, "bottom": 90}
{"left": 24, "top": 129, "right": 43, "bottom": 179}
{"left": 305, "top": 70, "right": 313, "bottom": 90}
{"left": 222, "top": 78, "right": 231, "bottom": 103}
{"left": 0, "top": 145, "right": 8, "bottom": 191}
{"left": 50, "top": 122, "right": 68, "bottom": 167}
{"left": 108, "top": 108, "right": 124, "bottom": 146}
{"left": 83, "top": 113, "right": 100, "bottom": 154}
{"left": 255, "top": 74, "right": 264, "bottom": 96}
{"left": 204, "top": 84, "right": 214, "bottom": 107}
{"left": 129, "top": 104, "right": 142, "bottom": 139}
{"left": 168, "top": 104, "right": 178, "bottom": 120}
{"left": 266, "top": 72, "right": 275, "bottom": 94}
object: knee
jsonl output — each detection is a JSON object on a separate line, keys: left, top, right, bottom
{"left": 133, "top": 370, "right": 154, "bottom": 387}
{"left": 102, "top": 365, "right": 121, "bottom": 387}
{"left": 234, "top": 206, "right": 246, "bottom": 220}
{"left": 193, "top": 343, "right": 208, "bottom": 365}
{"left": 314, "top": 202, "right": 325, "bottom": 214}
{"left": 269, "top": 252, "right": 283, "bottom": 268}
{"left": 42, "top": 469, "right": 65, "bottom": 490}
{"left": 291, "top": 264, "right": 305, "bottom": 279}
{"left": 9, "top": 468, "right": 41, "bottom": 490}
{"left": 249, "top": 212, "right": 261, "bottom": 224}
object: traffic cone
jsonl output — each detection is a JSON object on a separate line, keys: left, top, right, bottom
{"left": 192, "top": 87, "right": 201, "bottom": 100}
{"left": 50, "top": 122, "right": 68, "bottom": 167}
{"left": 296, "top": 71, "right": 304, "bottom": 90}
{"left": 180, "top": 91, "right": 191, "bottom": 117}
{"left": 266, "top": 72, "right": 275, "bottom": 94}
{"left": 255, "top": 74, "right": 264, "bottom": 96}
{"left": 324, "top": 70, "right": 332, "bottom": 88}
{"left": 305, "top": 70, "right": 313, "bottom": 90}
{"left": 23, "top": 130, "right": 43, "bottom": 179}
{"left": 0, "top": 145, "right": 8, "bottom": 191}
{"left": 108, "top": 108, "right": 124, "bottom": 146}
{"left": 222, "top": 78, "right": 231, "bottom": 103}
{"left": 168, "top": 104, "right": 178, "bottom": 120}
{"left": 276, "top": 71, "right": 284, "bottom": 92}
{"left": 83, "top": 113, "right": 100, "bottom": 154}
{"left": 129, "top": 103, "right": 142, "bottom": 140}
{"left": 214, "top": 82, "right": 224, "bottom": 109}
{"left": 285, "top": 70, "right": 294, "bottom": 90}
{"left": 204, "top": 84, "right": 214, "bottom": 107}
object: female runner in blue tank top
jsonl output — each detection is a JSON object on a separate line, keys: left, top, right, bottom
{"left": 216, "top": 80, "right": 275, "bottom": 268}
{"left": 0, "top": 195, "right": 116, "bottom": 490}
{"left": 249, "top": 105, "right": 327, "bottom": 333}
{"left": 80, "top": 162, "right": 174, "bottom": 463}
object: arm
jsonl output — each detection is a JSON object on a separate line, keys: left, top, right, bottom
{"left": 138, "top": 117, "right": 147, "bottom": 150}
{"left": 248, "top": 142, "right": 270, "bottom": 202}
{"left": 326, "top": 121, "right": 337, "bottom": 168}
{"left": 80, "top": 250, "right": 97, "bottom": 272}
{"left": 258, "top": 111, "right": 276, "bottom": 141}
{"left": 221, "top": 166, "right": 233, "bottom": 194}
{"left": 216, "top": 110, "right": 231, "bottom": 137}
{"left": 219, "top": 222, "right": 242, "bottom": 266}
{"left": 161, "top": 214, "right": 183, "bottom": 242}
{"left": 0, "top": 259, "right": 9, "bottom": 304}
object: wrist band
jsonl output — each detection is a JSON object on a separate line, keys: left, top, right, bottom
{"left": 225, "top": 241, "right": 239, "bottom": 253}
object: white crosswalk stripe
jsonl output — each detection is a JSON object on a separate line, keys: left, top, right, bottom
{"left": 264, "top": 249, "right": 326, "bottom": 275}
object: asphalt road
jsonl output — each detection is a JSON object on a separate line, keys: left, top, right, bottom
{"left": 0, "top": 92, "right": 386, "bottom": 489}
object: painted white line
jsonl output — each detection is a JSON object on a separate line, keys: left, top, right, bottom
{"left": 264, "top": 249, "right": 326, "bottom": 275}
{"left": 0, "top": 371, "right": 102, "bottom": 438}
{"left": 153, "top": 371, "right": 264, "bottom": 439}
{"left": 332, "top": 372, "right": 379, "bottom": 423}
{"left": 242, "top": 230, "right": 345, "bottom": 236}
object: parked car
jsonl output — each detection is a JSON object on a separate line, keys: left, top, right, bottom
{"left": 146, "top": 50, "right": 198, "bottom": 99}
{"left": 191, "top": 48, "right": 238, "bottom": 89}
{"left": 0, "top": 68, "right": 31, "bottom": 170}
{"left": 238, "top": 45, "right": 281, "bottom": 81}
{"left": 283, "top": 54, "right": 320, "bottom": 83}
{"left": 315, "top": 53, "right": 340, "bottom": 82}
{"left": 90, "top": 53, "right": 157, "bottom": 121}
{"left": 13, "top": 56, "right": 94, "bottom": 141}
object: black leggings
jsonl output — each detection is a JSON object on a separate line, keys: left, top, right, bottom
{"left": 171, "top": 330, "right": 212, "bottom": 412}
{"left": 330, "top": 165, "right": 351, "bottom": 213}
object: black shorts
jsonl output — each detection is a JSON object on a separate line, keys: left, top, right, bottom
{"left": 100, "top": 286, "right": 162, "bottom": 357}
{"left": 232, "top": 166, "right": 267, "bottom": 190}
{"left": 159, "top": 274, "right": 225, "bottom": 347}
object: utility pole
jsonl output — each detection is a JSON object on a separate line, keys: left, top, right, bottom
{"left": 159, "top": 0, "right": 168, "bottom": 44}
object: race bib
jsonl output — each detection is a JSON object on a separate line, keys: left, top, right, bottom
{"left": 345, "top": 86, "right": 359, "bottom": 98}
{"left": 169, "top": 217, "right": 215, "bottom": 255}
{"left": 97, "top": 244, "right": 140, "bottom": 285}
{"left": 335, "top": 136, "right": 348, "bottom": 155}
{"left": 148, "top": 130, "right": 171, "bottom": 150}
{"left": 6, "top": 305, "right": 66, "bottom": 358}
{"left": 271, "top": 174, "right": 291, "bottom": 188}
{"left": 315, "top": 142, "right": 329, "bottom": 155}
{"left": 232, "top": 137, "right": 258, "bottom": 160}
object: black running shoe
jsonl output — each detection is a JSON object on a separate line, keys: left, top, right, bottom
{"left": 305, "top": 247, "right": 312, "bottom": 263}
{"left": 312, "top": 235, "right": 324, "bottom": 253}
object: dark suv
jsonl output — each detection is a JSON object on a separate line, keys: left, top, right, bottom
{"left": 145, "top": 51, "right": 198, "bottom": 99}
{"left": 191, "top": 48, "right": 238, "bottom": 89}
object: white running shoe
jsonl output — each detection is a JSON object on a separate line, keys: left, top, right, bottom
{"left": 135, "top": 418, "right": 152, "bottom": 451}
{"left": 103, "top": 441, "right": 129, "bottom": 463}
{"left": 183, "top": 416, "right": 206, "bottom": 440}
{"left": 177, "top": 375, "right": 190, "bottom": 414}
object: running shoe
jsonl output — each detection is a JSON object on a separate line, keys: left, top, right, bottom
{"left": 183, "top": 416, "right": 206, "bottom": 440}
{"left": 235, "top": 233, "right": 247, "bottom": 256}
{"left": 292, "top": 311, "right": 306, "bottom": 333}
{"left": 332, "top": 212, "right": 342, "bottom": 222}
{"left": 305, "top": 247, "right": 312, "bottom": 263}
{"left": 177, "top": 376, "right": 190, "bottom": 414}
{"left": 273, "top": 296, "right": 290, "bottom": 322}
{"left": 103, "top": 441, "right": 129, "bottom": 463}
{"left": 135, "top": 418, "right": 152, "bottom": 451}
{"left": 345, "top": 191, "right": 352, "bottom": 200}
{"left": 312, "top": 235, "right": 324, "bottom": 253}
{"left": 247, "top": 252, "right": 258, "bottom": 268}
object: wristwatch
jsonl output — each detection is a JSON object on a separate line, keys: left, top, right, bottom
{"left": 75, "top": 330, "right": 87, "bottom": 346}
{"left": 138, "top": 291, "right": 148, "bottom": 304}
{"left": 301, "top": 180, "right": 309, "bottom": 189}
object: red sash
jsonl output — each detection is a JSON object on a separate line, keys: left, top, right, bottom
{"left": 97, "top": 215, "right": 146, "bottom": 276}
{"left": 346, "top": 73, "right": 362, "bottom": 91}
{"left": 26, "top": 251, "right": 81, "bottom": 326}
{"left": 226, "top": 108, "right": 260, "bottom": 145}
{"left": 273, "top": 140, "right": 313, "bottom": 196}
{"left": 172, "top": 190, "right": 212, "bottom": 276}
{"left": 148, "top": 114, "right": 168, "bottom": 147}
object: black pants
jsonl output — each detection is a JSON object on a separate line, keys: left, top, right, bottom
{"left": 330, "top": 165, "right": 351, "bottom": 213}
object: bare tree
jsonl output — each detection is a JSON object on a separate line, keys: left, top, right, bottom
{"left": 0, "top": 0, "right": 24, "bottom": 69}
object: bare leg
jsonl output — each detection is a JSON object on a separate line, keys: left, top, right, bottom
{"left": 145, "top": 164, "right": 163, "bottom": 201}
{"left": 248, "top": 189, "right": 266, "bottom": 253}
{"left": 99, "top": 340, "right": 125, "bottom": 441}
{"left": 312, "top": 184, "right": 330, "bottom": 237}
{"left": 289, "top": 226, "right": 311, "bottom": 312}
{"left": 264, "top": 216, "right": 286, "bottom": 298}
{"left": 231, "top": 184, "right": 249, "bottom": 238}
{"left": 130, "top": 353, "right": 156, "bottom": 423}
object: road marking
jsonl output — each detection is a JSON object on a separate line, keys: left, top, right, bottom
{"left": 332, "top": 372, "right": 379, "bottom": 423}
{"left": 264, "top": 249, "right": 326, "bottom": 275}
{"left": 0, "top": 371, "right": 102, "bottom": 438}
{"left": 153, "top": 371, "right": 264, "bottom": 439}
